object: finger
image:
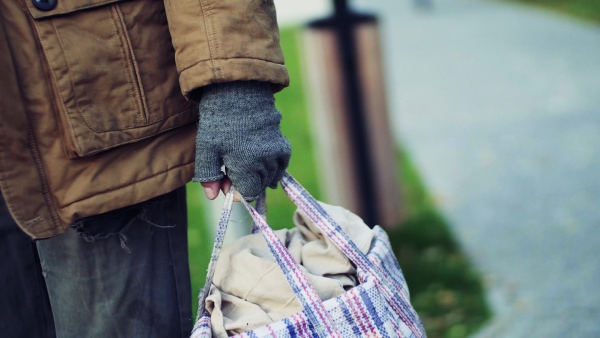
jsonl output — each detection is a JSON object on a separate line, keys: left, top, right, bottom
{"left": 227, "top": 169, "right": 263, "bottom": 202}
{"left": 220, "top": 176, "right": 231, "bottom": 195}
{"left": 201, "top": 181, "right": 221, "bottom": 200}
{"left": 220, "top": 176, "right": 241, "bottom": 202}
{"left": 269, "top": 155, "right": 291, "bottom": 189}
{"left": 270, "top": 138, "right": 292, "bottom": 189}
{"left": 269, "top": 169, "right": 284, "bottom": 189}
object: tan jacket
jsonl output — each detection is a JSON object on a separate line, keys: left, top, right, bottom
{"left": 0, "top": 0, "right": 289, "bottom": 239}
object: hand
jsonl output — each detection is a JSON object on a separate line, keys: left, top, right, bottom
{"left": 193, "top": 81, "right": 291, "bottom": 201}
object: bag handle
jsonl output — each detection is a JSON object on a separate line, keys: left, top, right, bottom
{"left": 196, "top": 190, "right": 235, "bottom": 310}
{"left": 278, "top": 172, "right": 423, "bottom": 332}
{"left": 194, "top": 186, "right": 340, "bottom": 338}
{"left": 241, "top": 198, "right": 341, "bottom": 338}
{"left": 251, "top": 191, "right": 267, "bottom": 234}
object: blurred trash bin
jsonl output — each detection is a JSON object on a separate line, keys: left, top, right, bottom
{"left": 302, "top": 1, "right": 402, "bottom": 228}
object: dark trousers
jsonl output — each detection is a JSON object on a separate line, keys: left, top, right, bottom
{"left": 1, "top": 187, "right": 192, "bottom": 337}
{"left": 0, "top": 193, "right": 55, "bottom": 338}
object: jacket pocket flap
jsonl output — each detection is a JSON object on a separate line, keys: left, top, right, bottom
{"left": 27, "top": 0, "right": 126, "bottom": 19}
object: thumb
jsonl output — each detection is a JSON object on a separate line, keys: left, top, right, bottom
{"left": 200, "top": 181, "right": 221, "bottom": 200}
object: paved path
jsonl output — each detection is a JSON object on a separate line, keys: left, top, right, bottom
{"left": 353, "top": 0, "right": 600, "bottom": 336}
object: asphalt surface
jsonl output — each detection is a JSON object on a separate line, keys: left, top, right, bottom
{"left": 352, "top": 0, "right": 600, "bottom": 336}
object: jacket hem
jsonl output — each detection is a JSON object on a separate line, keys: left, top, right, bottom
{"left": 53, "top": 161, "right": 195, "bottom": 239}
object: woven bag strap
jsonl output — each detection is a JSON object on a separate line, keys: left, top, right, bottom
{"left": 195, "top": 190, "right": 265, "bottom": 307}
{"left": 251, "top": 191, "right": 267, "bottom": 234}
{"left": 195, "top": 191, "right": 235, "bottom": 317}
{"left": 280, "top": 172, "right": 424, "bottom": 334}
{"left": 194, "top": 187, "right": 339, "bottom": 338}
{"left": 279, "top": 172, "right": 383, "bottom": 275}
{"left": 241, "top": 198, "right": 341, "bottom": 338}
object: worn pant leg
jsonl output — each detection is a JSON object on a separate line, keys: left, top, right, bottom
{"left": 0, "top": 193, "right": 56, "bottom": 338}
{"left": 36, "top": 187, "right": 192, "bottom": 338}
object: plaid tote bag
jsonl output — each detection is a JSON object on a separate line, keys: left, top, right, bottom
{"left": 191, "top": 172, "right": 426, "bottom": 338}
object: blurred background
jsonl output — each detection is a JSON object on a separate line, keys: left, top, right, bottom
{"left": 188, "top": 1, "right": 600, "bottom": 337}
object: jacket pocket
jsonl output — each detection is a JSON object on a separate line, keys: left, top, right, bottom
{"left": 28, "top": 0, "right": 196, "bottom": 158}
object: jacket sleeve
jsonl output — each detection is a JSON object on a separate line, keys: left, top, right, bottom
{"left": 163, "top": 0, "right": 290, "bottom": 98}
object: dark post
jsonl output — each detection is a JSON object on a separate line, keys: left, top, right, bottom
{"left": 309, "top": 1, "right": 379, "bottom": 226}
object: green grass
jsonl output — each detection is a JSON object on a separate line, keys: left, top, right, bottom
{"left": 501, "top": 0, "right": 600, "bottom": 24}
{"left": 187, "top": 26, "right": 489, "bottom": 337}
{"left": 391, "top": 151, "right": 490, "bottom": 337}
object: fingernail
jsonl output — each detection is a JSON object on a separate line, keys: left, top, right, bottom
{"left": 205, "top": 187, "right": 216, "bottom": 199}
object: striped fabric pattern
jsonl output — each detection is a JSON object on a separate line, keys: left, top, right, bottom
{"left": 190, "top": 173, "right": 426, "bottom": 338}
{"left": 241, "top": 196, "right": 341, "bottom": 338}
{"left": 280, "top": 174, "right": 425, "bottom": 335}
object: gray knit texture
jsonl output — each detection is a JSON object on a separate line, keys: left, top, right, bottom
{"left": 193, "top": 81, "right": 291, "bottom": 201}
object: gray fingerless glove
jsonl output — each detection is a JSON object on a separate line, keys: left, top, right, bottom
{"left": 193, "top": 81, "right": 292, "bottom": 201}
